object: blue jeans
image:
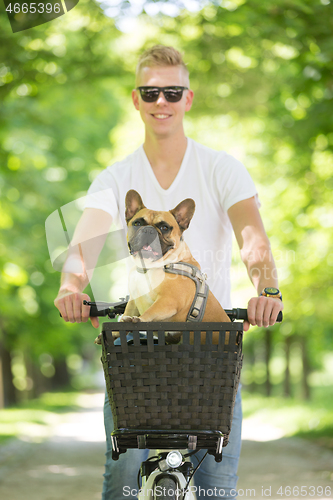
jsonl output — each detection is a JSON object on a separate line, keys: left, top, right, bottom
{"left": 102, "top": 388, "right": 242, "bottom": 500}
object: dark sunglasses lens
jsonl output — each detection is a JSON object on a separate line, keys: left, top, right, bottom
{"left": 140, "top": 89, "right": 159, "bottom": 102}
{"left": 164, "top": 89, "right": 183, "bottom": 102}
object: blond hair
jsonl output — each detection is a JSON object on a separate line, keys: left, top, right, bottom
{"left": 136, "top": 45, "right": 189, "bottom": 85}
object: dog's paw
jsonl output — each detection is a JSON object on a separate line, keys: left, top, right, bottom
{"left": 94, "top": 333, "right": 102, "bottom": 345}
{"left": 120, "top": 315, "right": 142, "bottom": 323}
{"left": 131, "top": 316, "right": 141, "bottom": 323}
{"left": 120, "top": 315, "right": 134, "bottom": 322}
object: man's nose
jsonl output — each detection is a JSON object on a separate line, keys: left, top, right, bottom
{"left": 156, "top": 91, "right": 167, "bottom": 105}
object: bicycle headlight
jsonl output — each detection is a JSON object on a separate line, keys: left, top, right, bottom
{"left": 166, "top": 451, "right": 183, "bottom": 468}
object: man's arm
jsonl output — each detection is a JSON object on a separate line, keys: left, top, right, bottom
{"left": 54, "top": 208, "right": 113, "bottom": 329}
{"left": 228, "top": 196, "right": 283, "bottom": 332}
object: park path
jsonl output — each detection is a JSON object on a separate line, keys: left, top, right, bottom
{"left": 0, "top": 392, "right": 332, "bottom": 500}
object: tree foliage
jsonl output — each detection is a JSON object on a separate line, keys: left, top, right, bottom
{"left": 0, "top": 0, "right": 332, "bottom": 403}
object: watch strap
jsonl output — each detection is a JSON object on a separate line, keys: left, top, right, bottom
{"left": 260, "top": 288, "right": 283, "bottom": 301}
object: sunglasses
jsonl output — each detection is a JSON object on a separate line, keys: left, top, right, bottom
{"left": 136, "top": 86, "right": 188, "bottom": 103}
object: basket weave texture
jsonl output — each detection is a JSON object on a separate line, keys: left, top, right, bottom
{"left": 101, "top": 322, "right": 243, "bottom": 445}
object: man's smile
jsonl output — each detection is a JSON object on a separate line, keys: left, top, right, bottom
{"left": 151, "top": 113, "right": 171, "bottom": 120}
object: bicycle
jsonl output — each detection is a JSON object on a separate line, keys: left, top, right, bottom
{"left": 87, "top": 298, "right": 282, "bottom": 500}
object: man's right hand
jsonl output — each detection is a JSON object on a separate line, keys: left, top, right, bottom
{"left": 53, "top": 208, "right": 113, "bottom": 330}
{"left": 54, "top": 289, "right": 99, "bottom": 329}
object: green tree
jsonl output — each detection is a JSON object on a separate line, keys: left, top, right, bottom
{"left": 1, "top": 0, "right": 332, "bottom": 405}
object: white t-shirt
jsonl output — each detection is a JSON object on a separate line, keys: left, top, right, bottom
{"left": 85, "top": 138, "right": 258, "bottom": 308}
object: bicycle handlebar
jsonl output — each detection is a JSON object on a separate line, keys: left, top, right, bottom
{"left": 82, "top": 299, "right": 283, "bottom": 323}
{"left": 226, "top": 308, "right": 282, "bottom": 322}
{"left": 83, "top": 297, "right": 130, "bottom": 318}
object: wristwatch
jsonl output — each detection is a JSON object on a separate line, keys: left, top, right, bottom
{"left": 260, "top": 287, "right": 282, "bottom": 301}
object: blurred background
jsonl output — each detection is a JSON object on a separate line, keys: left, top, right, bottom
{"left": 0, "top": 0, "right": 333, "bottom": 449}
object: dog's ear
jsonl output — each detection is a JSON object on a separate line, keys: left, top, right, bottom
{"left": 125, "top": 190, "right": 145, "bottom": 222}
{"left": 170, "top": 199, "right": 195, "bottom": 232}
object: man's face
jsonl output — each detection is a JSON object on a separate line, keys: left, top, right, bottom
{"left": 132, "top": 65, "right": 194, "bottom": 139}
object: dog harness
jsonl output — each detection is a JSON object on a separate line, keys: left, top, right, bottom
{"left": 164, "top": 262, "right": 209, "bottom": 322}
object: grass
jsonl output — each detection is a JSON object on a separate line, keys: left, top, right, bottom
{"left": 1, "top": 387, "right": 333, "bottom": 449}
{"left": 242, "top": 385, "right": 333, "bottom": 448}
{"left": 18, "top": 391, "right": 82, "bottom": 411}
{"left": 0, "top": 391, "right": 81, "bottom": 444}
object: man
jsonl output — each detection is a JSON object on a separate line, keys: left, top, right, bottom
{"left": 55, "top": 45, "right": 283, "bottom": 499}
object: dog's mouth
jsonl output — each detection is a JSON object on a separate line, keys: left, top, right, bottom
{"left": 131, "top": 245, "right": 162, "bottom": 260}
{"left": 128, "top": 225, "right": 174, "bottom": 262}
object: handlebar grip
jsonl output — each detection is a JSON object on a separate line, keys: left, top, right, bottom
{"left": 235, "top": 308, "right": 248, "bottom": 321}
{"left": 59, "top": 304, "right": 109, "bottom": 318}
{"left": 235, "top": 308, "right": 283, "bottom": 322}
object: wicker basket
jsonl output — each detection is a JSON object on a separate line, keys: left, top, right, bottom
{"left": 101, "top": 321, "right": 243, "bottom": 447}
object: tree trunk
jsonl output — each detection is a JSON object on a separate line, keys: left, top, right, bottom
{"left": 0, "top": 340, "right": 17, "bottom": 407}
{"left": 31, "top": 362, "right": 49, "bottom": 397}
{"left": 24, "top": 352, "right": 39, "bottom": 399}
{"left": 284, "top": 336, "right": 291, "bottom": 398}
{"left": 265, "top": 329, "right": 272, "bottom": 397}
{"left": 0, "top": 355, "right": 4, "bottom": 408}
{"left": 301, "top": 336, "right": 311, "bottom": 400}
{"left": 52, "top": 359, "right": 70, "bottom": 390}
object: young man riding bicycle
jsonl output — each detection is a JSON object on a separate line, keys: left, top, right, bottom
{"left": 55, "top": 45, "right": 283, "bottom": 499}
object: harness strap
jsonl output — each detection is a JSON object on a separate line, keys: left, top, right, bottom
{"left": 164, "top": 262, "right": 209, "bottom": 322}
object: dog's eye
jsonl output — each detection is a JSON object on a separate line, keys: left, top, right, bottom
{"left": 160, "top": 225, "right": 169, "bottom": 233}
{"left": 133, "top": 220, "right": 142, "bottom": 226}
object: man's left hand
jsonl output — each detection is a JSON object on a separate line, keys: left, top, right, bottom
{"left": 244, "top": 296, "right": 284, "bottom": 332}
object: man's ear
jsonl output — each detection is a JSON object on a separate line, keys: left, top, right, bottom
{"left": 125, "top": 190, "right": 145, "bottom": 222}
{"left": 185, "top": 89, "right": 194, "bottom": 112}
{"left": 170, "top": 199, "right": 195, "bottom": 232}
{"left": 132, "top": 89, "right": 140, "bottom": 110}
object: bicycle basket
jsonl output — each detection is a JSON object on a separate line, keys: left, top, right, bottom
{"left": 101, "top": 322, "right": 243, "bottom": 446}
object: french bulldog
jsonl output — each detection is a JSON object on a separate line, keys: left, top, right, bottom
{"left": 121, "top": 190, "right": 230, "bottom": 339}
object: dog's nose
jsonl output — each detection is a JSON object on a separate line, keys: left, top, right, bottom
{"left": 142, "top": 226, "right": 155, "bottom": 235}
{"left": 139, "top": 225, "right": 158, "bottom": 246}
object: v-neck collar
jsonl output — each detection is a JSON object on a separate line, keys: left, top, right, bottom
{"left": 139, "top": 138, "right": 191, "bottom": 195}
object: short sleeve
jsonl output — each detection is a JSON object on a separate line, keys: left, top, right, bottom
{"left": 214, "top": 152, "right": 260, "bottom": 212}
{"left": 84, "top": 169, "right": 120, "bottom": 220}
